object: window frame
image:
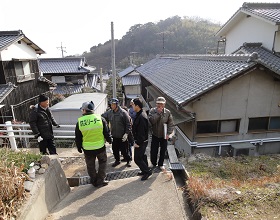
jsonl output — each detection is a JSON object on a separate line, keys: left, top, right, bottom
{"left": 196, "top": 119, "right": 240, "bottom": 135}
{"left": 248, "top": 116, "right": 280, "bottom": 132}
{"left": 13, "top": 60, "right": 34, "bottom": 82}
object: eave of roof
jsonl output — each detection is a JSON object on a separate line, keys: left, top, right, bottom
{"left": 216, "top": 3, "right": 280, "bottom": 37}
{"left": 233, "top": 42, "right": 280, "bottom": 75}
{"left": 122, "top": 75, "right": 141, "bottom": 86}
{"left": 118, "top": 66, "right": 135, "bottom": 78}
{"left": 0, "top": 83, "right": 17, "bottom": 103}
{"left": 0, "top": 30, "right": 45, "bottom": 54}
{"left": 146, "top": 85, "right": 194, "bottom": 125}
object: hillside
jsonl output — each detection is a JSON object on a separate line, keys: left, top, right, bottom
{"left": 77, "top": 16, "right": 221, "bottom": 72}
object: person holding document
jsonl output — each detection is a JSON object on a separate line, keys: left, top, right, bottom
{"left": 148, "top": 97, "right": 174, "bottom": 170}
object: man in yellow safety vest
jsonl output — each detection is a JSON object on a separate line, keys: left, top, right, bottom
{"left": 75, "top": 101, "right": 112, "bottom": 187}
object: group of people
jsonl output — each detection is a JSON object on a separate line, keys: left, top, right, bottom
{"left": 29, "top": 93, "right": 174, "bottom": 187}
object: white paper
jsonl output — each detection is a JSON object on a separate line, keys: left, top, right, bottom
{"left": 164, "top": 123, "right": 167, "bottom": 139}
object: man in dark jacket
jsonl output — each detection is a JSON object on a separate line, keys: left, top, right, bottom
{"left": 29, "top": 94, "right": 60, "bottom": 155}
{"left": 102, "top": 98, "right": 132, "bottom": 167}
{"left": 132, "top": 98, "right": 152, "bottom": 181}
{"left": 75, "top": 101, "right": 112, "bottom": 187}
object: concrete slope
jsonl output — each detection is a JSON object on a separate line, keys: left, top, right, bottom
{"left": 46, "top": 172, "right": 187, "bottom": 220}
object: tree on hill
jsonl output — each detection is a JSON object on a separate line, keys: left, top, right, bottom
{"left": 81, "top": 16, "right": 221, "bottom": 72}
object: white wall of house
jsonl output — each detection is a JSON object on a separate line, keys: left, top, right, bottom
{"left": 224, "top": 16, "right": 278, "bottom": 53}
{"left": 0, "top": 40, "right": 38, "bottom": 61}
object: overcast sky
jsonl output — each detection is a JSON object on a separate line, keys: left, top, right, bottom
{"left": 1, "top": 0, "right": 276, "bottom": 58}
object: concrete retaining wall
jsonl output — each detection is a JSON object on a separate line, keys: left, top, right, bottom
{"left": 19, "top": 158, "right": 70, "bottom": 220}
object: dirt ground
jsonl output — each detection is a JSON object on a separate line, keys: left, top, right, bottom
{"left": 183, "top": 154, "right": 280, "bottom": 220}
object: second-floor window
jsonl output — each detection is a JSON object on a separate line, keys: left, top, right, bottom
{"left": 14, "top": 61, "right": 34, "bottom": 82}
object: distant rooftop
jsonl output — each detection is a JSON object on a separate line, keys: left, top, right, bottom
{"left": 38, "top": 57, "right": 92, "bottom": 74}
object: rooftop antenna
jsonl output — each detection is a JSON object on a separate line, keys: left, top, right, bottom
{"left": 57, "top": 42, "right": 67, "bottom": 58}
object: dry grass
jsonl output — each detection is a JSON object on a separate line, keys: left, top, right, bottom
{"left": 183, "top": 154, "right": 280, "bottom": 220}
{"left": 0, "top": 147, "right": 42, "bottom": 219}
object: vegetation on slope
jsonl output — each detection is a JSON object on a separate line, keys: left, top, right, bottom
{"left": 0, "top": 148, "right": 42, "bottom": 219}
{"left": 184, "top": 154, "right": 280, "bottom": 220}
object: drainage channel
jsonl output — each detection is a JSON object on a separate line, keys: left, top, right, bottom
{"left": 67, "top": 166, "right": 163, "bottom": 187}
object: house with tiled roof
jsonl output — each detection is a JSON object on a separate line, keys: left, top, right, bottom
{"left": 117, "top": 66, "right": 141, "bottom": 105}
{"left": 137, "top": 52, "right": 280, "bottom": 156}
{"left": 38, "top": 57, "right": 99, "bottom": 95}
{"left": 216, "top": 2, "right": 280, "bottom": 54}
{"left": 135, "top": 2, "right": 280, "bottom": 156}
{"left": 0, "top": 30, "right": 51, "bottom": 122}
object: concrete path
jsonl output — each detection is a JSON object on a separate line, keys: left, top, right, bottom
{"left": 45, "top": 172, "right": 187, "bottom": 220}
{"left": 41, "top": 144, "right": 191, "bottom": 220}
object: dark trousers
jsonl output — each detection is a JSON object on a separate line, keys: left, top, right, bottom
{"left": 134, "top": 141, "right": 149, "bottom": 174}
{"left": 112, "top": 137, "right": 131, "bottom": 162}
{"left": 84, "top": 149, "right": 107, "bottom": 185}
{"left": 39, "top": 138, "right": 57, "bottom": 155}
{"left": 150, "top": 135, "right": 167, "bottom": 166}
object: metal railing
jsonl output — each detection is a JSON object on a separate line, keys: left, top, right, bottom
{"left": 0, "top": 121, "right": 75, "bottom": 151}
{"left": 16, "top": 73, "right": 35, "bottom": 82}
{"left": 175, "top": 126, "right": 280, "bottom": 155}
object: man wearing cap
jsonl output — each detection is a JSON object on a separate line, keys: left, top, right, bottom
{"left": 148, "top": 96, "right": 174, "bottom": 170}
{"left": 102, "top": 98, "right": 132, "bottom": 167}
{"left": 132, "top": 98, "right": 152, "bottom": 180}
{"left": 29, "top": 93, "right": 60, "bottom": 155}
{"left": 75, "top": 101, "right": 112, "bottom": 187}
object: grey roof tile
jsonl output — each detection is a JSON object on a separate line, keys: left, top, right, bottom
{"left": 137, "top": 54, "right": 254, "bottom": 106}
{"left": 122, "top": 75, "right": 141, "bottom": 86}
{"left": 0, "top": 30, "right": 45, "bottom": 54}
{"left": 118, "top": 66, "right": 135, "bottom": 78}
{"left": 0, "top": 83, "right": 16, "bottom": 103}
{"left": 242, "top": 3, "right": 280, "bottom": 24}
{"left": 217, "top": 3, "right": 280, "bottom": 36}
{"left": 38, "top": 57, "right": 89, "bottom": 74}
{"left": 0, "top": 31, "right": 22, "bottom": 51}
{"left": 233, "top": 42, "right": 280, "bottom": 75}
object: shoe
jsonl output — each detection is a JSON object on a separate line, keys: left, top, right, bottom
{"left": 112, "top": 161, "right": 120, "bottom": 167}
{"left": 137, "top": 171, "right": 144, "bottom": 176}
{"left": 141, "top": 172, "right": 152, "bottom": 181}
{"left": 126, "top": 161, "right": 132, "bottom": 167}
{"left": 90, "top": 180, "right": 97, "bottom": 187}
{"left": 95, "top": 180, "right": 109, "bottom": 187}
{"left": 121, "top": 158, "right": 126, "bottom": 162}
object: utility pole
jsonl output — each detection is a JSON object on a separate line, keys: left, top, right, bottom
{"left": 111, "top": 22, "right": 116, "bottom": 98}
{"left": 100, "top": 68, "right": 103, "bottom": 93}
{"left": 162, "top": 32, "right": 165, "bottom": 54}
{"left": 57, "top": 42, "right": 67, "bottom": 58}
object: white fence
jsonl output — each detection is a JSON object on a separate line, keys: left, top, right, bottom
{"left": 0, "top": 121, "right": 75, "bottom": 151}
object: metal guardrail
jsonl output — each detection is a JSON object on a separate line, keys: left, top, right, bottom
{"left": 0, "top": 122, "right": 75, "bottom": 151}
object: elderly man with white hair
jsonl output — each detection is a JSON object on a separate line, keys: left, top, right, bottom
{"left": 148, "top": 97, "right": 174, "bottom": 170}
